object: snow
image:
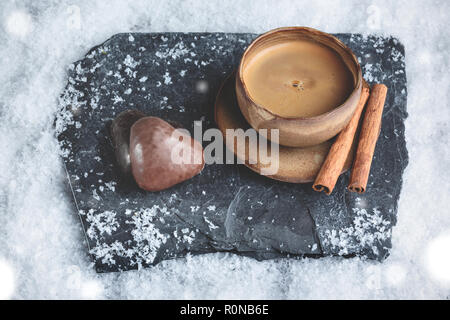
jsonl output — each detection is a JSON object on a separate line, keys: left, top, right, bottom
{"left": 323, "top": 207, "right": 391, "bottom": 256}
{"left": 0, "top": 0, "right": 449, "bottom": 299}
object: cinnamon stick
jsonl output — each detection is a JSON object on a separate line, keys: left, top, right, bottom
{"left": 313, "top": 83, "right": 370, "bottom": 194}
{"left": 348, "top": 84, "right": 388, "bottom": 193}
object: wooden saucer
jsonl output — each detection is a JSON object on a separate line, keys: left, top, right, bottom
{"left": 214, "top": 73, "right": 355, "bottom": 183}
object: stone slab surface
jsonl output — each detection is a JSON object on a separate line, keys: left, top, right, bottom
{"left": 56, "top": 32, "right": 408, "bottom": 272}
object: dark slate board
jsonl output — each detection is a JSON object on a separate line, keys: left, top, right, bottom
{"left": 55, "top": 32, "right": 408, "bottom": 273}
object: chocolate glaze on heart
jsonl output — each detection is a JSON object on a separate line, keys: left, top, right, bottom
{"left": 130, "top": 116, "right": 204, "bottom": 191}
{"left": 110, "top": 109, "right": 146, "bottom": 175}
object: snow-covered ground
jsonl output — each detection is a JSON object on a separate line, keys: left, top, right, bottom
{"left": 0, "top": 0, "right": 449, "bottom": 299}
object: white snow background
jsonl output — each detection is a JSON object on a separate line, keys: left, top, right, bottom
{"left": 0, "top": 0, "right": 449, "bottom": 299}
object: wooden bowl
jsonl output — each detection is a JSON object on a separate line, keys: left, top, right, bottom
{"left": 236, "top": 27, "right": 362, "bottom": 147}
{"left": 216, "top": 72, "right": 355, "bottom": 183}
